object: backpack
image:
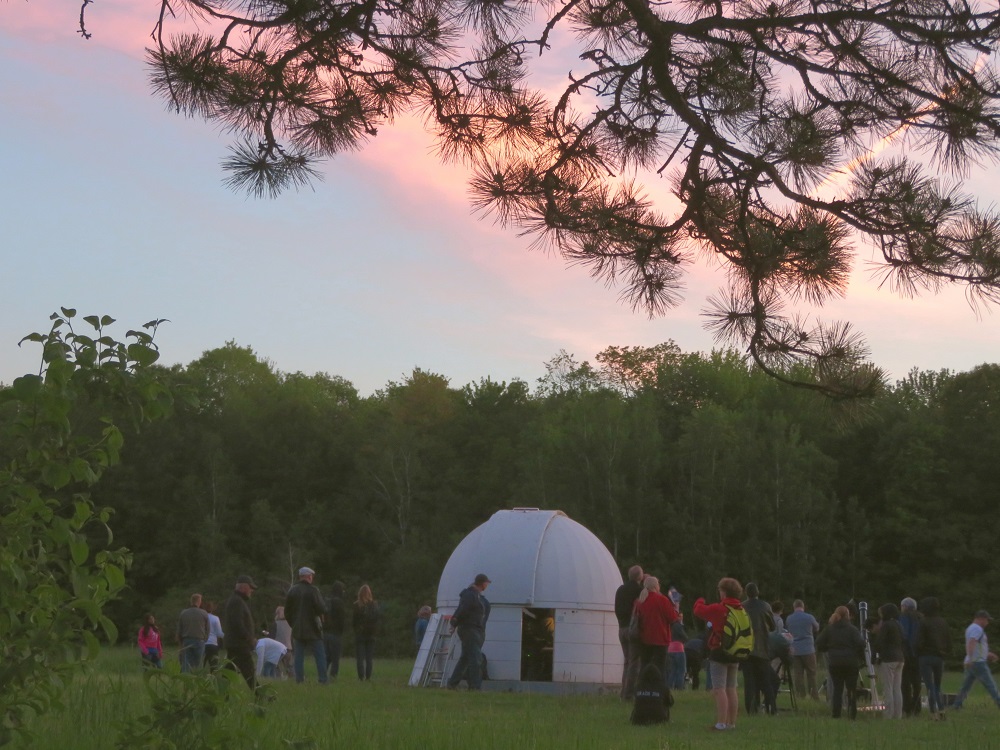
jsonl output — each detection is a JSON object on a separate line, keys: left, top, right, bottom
{"left": 711, "top": 605, "right": 753, "bottom": 663}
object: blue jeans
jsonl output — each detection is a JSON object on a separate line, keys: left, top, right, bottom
{"left": 356, "top": 635, "right": 375, "bottom": 680}
{"left": 141, "top": 648, "right": 162, "bottom": 669}
{"left": 668, "top": 651, "right": 687, "bottom": 690}
{"left": 180, "top": 638, "right": 205, "bottom": 673}
{"left": 919, "top": 655, "right": 944, "bottom": 713}
{"left": 324, "top": 633, "right": 342, "bottom": 678}
{"left": 293, "top": 638, "right": 328, "bottom": 684}
{"left": 448, "top": 628, "right": 484, "bottom": 689}
{"left": 262, "top": 661, "right": 279, "bottom": 678}
{"left": 954, "top": 661, "right": 1000, "bottom": 707}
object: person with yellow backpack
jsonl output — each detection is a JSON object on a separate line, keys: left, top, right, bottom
{"left": 694, "top": 578, "right": 753, "bottom": 731}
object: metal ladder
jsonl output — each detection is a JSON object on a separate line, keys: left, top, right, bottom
{"left": 408, "top": 614, "right": 458, "bottom": 687}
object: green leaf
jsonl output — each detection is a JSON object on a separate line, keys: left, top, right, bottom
{"left": 99, "top": 616, "right": 118, "bottom": 644}
{"left": 83, "top": 315, "right": 101, "bottom": 330}
{"left": 18, "top": 331, "right": 47, "bottom": 346}
{"left": 100, "top": 315, "right": 116, "bottom": 327}
{"left": 6, "top": 374, "right": 43, "bottom": 401}
{"left": 127, "top": 343, "right": 160, "bottom": 367}
{"left": 70, "top": 539, "right": 89, "bottom": 566}
{"left": 41, "top": 463, "right": 72, "bottom": 490}
{"left": 60, "top": 307, "right": 77, "bottom": 318}
{"left": 69, "top": 458, "right": 98, "bottom": 485}
{"left": 103, "top": 564, "right": 126, "bottom": 592}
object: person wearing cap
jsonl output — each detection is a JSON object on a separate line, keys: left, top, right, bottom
{"left": 446, "top": 573, "right": 492, "bottom": 690}
{"left": 951, "top": 610, "right": 1000, "bottom": 710}
{"left": 223, "top": 574, "right": 259, "bottom": 689}
{"left": 898, "top": 597, "right": 922, "bottom": 717}
{"left": 284, "top": 566, "right": 329, "bottom": 684}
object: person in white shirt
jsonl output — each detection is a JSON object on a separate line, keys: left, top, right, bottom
{"left": 204, "top": 601, "right": 225, "bottom": 671}
{"left": 256, "top": 635, "right": 289, "bottom": 678}
{"left": 952, "top": 610, "right": 1000, "bottom": 710}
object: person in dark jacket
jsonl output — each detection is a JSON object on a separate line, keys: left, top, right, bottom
{"left": 447, "top": 573, "right": 491, "bottom": 690}
{"left": 352, "top": 584, "right": 381, "bottom": 680}
{"left": 741, "top": 582, "right": 777, "bottom": 715}
{"left": 324, "top": 580, "right": 347, "bottom": 679}
{"left": 631, "top": 664, "right": 669, "bottom": 725}
{"left": 816, "top": 605, "right": 865, "bottom": 719}
{"left": 899, "top": 597, "right": 923, "bottom": 716}
{"left": 223, "top": 574, "right": 258, "bottom": 690}
{"left": 615, "top": 565, "right": 644, "bottom": 700}
{"left": 685, "top": 634, "right": 706, "bottom": 690}
{"left": 284, "top": 566, "right": 329, "bottom": 684}
{"left": 875, "top": 603, "right": 905, "bottom": 719}
{"left": 916, "top": 596, "right": 951, "bottom": 720}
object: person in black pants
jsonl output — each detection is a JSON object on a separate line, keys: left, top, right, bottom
{"left": 899, "top": 597, "right": 923, "bottom": 716}
{"left": 816, "top": 605, "right": 865, "bottom": 719}
{"left": 742, "top": 582, "right": 777, "bottom": 715}
{"left": 223, "top": 574, "right": 259, "bottom": 691}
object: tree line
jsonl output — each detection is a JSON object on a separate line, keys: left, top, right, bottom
{"left": 8, "top": 339, "right": 995, "bottom": 658}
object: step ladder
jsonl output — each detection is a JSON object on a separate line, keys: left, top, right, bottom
{"left": 408, "top": 613, "right": 458, "bottom": 687}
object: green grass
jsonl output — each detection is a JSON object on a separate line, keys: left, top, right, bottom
{"left": 12, "top": 649, "right": 1000, "bottom": 749}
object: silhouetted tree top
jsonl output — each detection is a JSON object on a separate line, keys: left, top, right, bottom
{"left": 111, "top": 0, "right": 1000, "bottom": 395}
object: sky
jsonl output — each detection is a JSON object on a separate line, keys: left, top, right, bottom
{"left": 1, "top": 2, "right": 997, "bottom": 395}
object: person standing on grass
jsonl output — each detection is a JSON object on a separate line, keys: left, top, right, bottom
{"left": 816, "top": 605, "right": 865, "bottom": 720}
{"left": 741, "top": 582, "right": 777, "bottom": 715}
{"left": 353, "top": 584, "right": 381, "bottom": 681}
{"left": 899, "top": 597, "right": 923, "bottom": 717}
{"left": 785, "top": 599, "right": 820, "bottom": 701}
{"left": 875, "top": 603, "right": 905, "bottom": 719}
{"left": 916, "top": 597, "right": 950, "bottom": 720}
{"left": 203, "top": 600, "right": 224, "bottom": 671}
{"left": 285, "top": 566, "right": 329, "bottom": 684}
{"left": 951, "top": 610, "right": 1000, "bottom": 711}
{"left": 138, "top": 613, "right": 163, "bottom": 669}
{"left": 447, "top": 573, "right": 492, "bottom": 690}
{"left": 324, "top": 581, "right": 348, "bottom": 679}
{"left": 176, "top": 593, "right": 210, "bottom": 673}
{"left": 615, "top": 565, "right": 645, "bottom": 700}
{"left": 634, "top": 576, "right": 680, "bottom": 704}
{"left": 223, "top": 574, "right": 259, "bottom": 690}
{"left": 273, "top": 606, "right": 294, "bottom": 678}
{"left": 694, "top": 577, "right": 746, "bottom": 731}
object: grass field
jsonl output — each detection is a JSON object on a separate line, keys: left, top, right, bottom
{"left": 12, "top": 648, "right": 1000, "bottom": 749}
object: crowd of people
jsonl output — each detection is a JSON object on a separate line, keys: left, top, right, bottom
{"left": 616, "top": 565, "right": 1000, "bottom": 729}
{"left": 137, "top": 568, "right": 394, "bottom": 691}
{"left": 138, "top": 564, "right": 1000, "bottom": 727}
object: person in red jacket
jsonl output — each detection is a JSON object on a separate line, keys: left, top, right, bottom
{"left": 634, "top": 576, "right": 680, "bottom": 703}
{"left": 694, "top": 577, "right": 745, "bottom": 731}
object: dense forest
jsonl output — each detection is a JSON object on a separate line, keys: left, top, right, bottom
{"left": 6, "top": 340, "right": 997, "bottom": 658}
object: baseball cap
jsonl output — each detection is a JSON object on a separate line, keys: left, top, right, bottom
{"left": 299, "top": 567, "right": 316, "bottom": 577}
{"left": 474, "top": 573, "right": 491, "bottom": 585}
{"left": 975, "top": 609, "right": 993, "bottom": 620}
{"left": 236, "top": 574, "right": 258, "bottom": 589}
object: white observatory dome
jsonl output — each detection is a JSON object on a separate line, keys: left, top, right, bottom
{"left": 436, "top": 508, "right": 622, "bottom": 610}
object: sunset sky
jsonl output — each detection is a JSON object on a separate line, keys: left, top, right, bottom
{"left": 2, "top": 2, "right": 996, "bottom": 394}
